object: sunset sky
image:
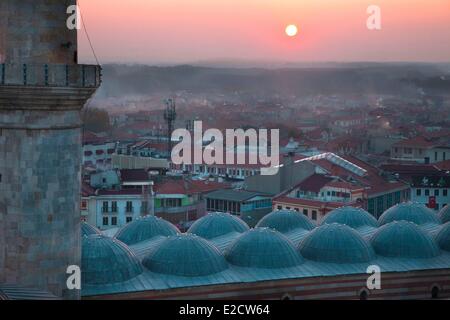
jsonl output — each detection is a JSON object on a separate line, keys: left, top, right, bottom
{"left": 77, "top": 0, "right": 450, "bottom": 65}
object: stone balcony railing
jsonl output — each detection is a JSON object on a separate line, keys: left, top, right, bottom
{"left": 0, "top": 63, "right": 101, "bottom": 88}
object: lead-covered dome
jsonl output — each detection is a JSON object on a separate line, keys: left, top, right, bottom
{"left": 188, "top": 212, "right": 249, "bottom": 239}
{"left": 370, "top": 221, "right": 440, "bottom": 258}
{"left": 321, "top": 207, "right": 378, "bottom": 229}
{"left": 81, "top": 221, "right": 101, "bottom": 237}
{"left": 256, "top": 209, "right": 315, "bottom": 233}
{"left": 379, "top": 202, "right": 440, "bottom": 225}
{"left": 299, "top": 223, "right": 374, "bottom": 263}
{"left": 115, "top": 215, "right": 179, "bottom": 245}
{"left": 82, "top": 235, "right": 143, "bottom": 285}
{"left": 379, "top": 202, "right": 440, "bottom": 226}
{"left": 142, "top": 234, "right": 228, "bottom": 277}
{"left": 224, "top": 228, "right": 303, "bottom": 268}
{"left": 439, "top": 205, "right": 450, "bottom": 224}
{"left": 436, "top": 222, "right": 450, "bottom": 252}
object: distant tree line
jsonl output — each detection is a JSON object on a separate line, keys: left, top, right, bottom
{"left": 82, "top": 107, "right": 111, "bottom": 133}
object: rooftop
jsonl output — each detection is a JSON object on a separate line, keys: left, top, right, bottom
{"left": 81, "top": 202, "right": 450, "bottom": 298}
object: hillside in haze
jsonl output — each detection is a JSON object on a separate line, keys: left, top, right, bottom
{"left": 96, "top": 63, "right": 450, "bottom": 99}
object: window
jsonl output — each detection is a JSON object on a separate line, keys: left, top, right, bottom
{"left": 416, "top": 189, "right": 422, "bottom": 196}
{"left": 126, "top": 217, "right": 133, "bottom": 223}
{"left": 359, "top": 290, "right": 369, "bottom": 300}
{"left": 81, "top": 200, "right": 88, "bottom": 211}
{"left": 444, "top": 190, "right": 448, "bottom": 197}
{"left": 126, "top": 201, "right": 133, "bottom": 213}
{"left": 141, "top": 201, "right": 148, "bottom": 214}
{"left": 404, "top": 148, "right": 412, "bottom": 154}
{"left": 294, "top": 208, "right": 299, "bottom": 212}
{"left": 434, "top": 189, "right": 439, "bottom": 197}
{"left": 111, "top": 201, "right": 118, "bottom": 213}
{"left": 102, "top": 201, "right": 109, "bottom": 213}
{"left": 111, "top": 217, "right": 117, "bottom": 226}
{"left": 303, "top": 209, "right": 308, "bottom": 216}
{"left": 431, "top": 286, "right": 440, "bottom": 299}
{"left": 277, "top": 205, "right": 282, "bottom": 210}
{"left": 435, "top": 152, "right": 438, "bottom": 161}
{"left": 425, "top": 189, "right": 430, "bottom": 196}
{"left": 286, "top": 207, "right": 291, "bottom": 210}
{"left": 312, "top": 210, "right": 317, "bottom": 220}
{"left": 102, "top": 217, "right": 109, "bottom": 226}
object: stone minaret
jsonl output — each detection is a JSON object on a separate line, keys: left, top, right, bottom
{"left": 0, "top": 1, "right": 100, "bottom": 299}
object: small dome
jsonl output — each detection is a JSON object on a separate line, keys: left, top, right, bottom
{"left": 378, "top": 202, "right": 440, "bottom": 226}
{"left": 82, "top": 235, "right": 143, "bottom": 285}
{"left": 439, "top": 205, "right": 450, "bottom": 224}
{"left": 115, "top": 215, "right": 179, "bottom": 245}
{"left": 321, "top": 207, "right": 378, "bottom": 229}
{"left": 299, "top": 223, "right": 374, "bottom": 263}
{"left": 371, "top": 221, "right": 440, "bottom": 258}
{"left": 256, "top": 209, "right": 315, "bottom": 233}
{"left": 81, "top": 222, "right": 101, "bottom": 237}
{"left": 436, "top": 222, "right": 450, "bottom": 252}
{"left": 188, "top": 212, "right": 249, "bottom": 239}
{"left": 225, "top": 228, "right": 303, "bottom": 268}
{"left": 143, "top": 234, "right": 227, "bottom": 277}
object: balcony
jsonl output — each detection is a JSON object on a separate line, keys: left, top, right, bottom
{"left": 0, "top": 63, "right": 101, "bottom": 88}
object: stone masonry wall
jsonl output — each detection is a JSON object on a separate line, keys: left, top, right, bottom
{"left": 0, "top": 107, "right": 83, "bottom": 299}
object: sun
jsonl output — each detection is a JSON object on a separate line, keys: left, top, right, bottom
{"left": 285, "top": 24, "right": 298, "bottom": 37}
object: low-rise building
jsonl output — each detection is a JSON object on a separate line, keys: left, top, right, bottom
{"left": 205, "top": 189, "right": 273, "bottom": 227}
{"left": 272, "top": 153, "right": 410, "bottom": 220}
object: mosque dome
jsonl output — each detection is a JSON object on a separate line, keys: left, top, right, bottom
{"left": 370, "top": 221, "right": 440, "bottom": 258}
{"left": 321, "top": 207, "right": 378, "bottom": 229}
{"left": 299, "top": 223, "right": 374, "bottom": 263}
{"left": 115, "top": 215, "right": 179, "bottom": 245}
{"left": 81, "top": 235, "right": 143, "bottom": 285}
{"left": 188, "top": 212, "right": 249, "bottom": 239}
{"left": 142, "top": 234, "right": 228, "bottom": 277}
{"left": 81, "top": 221, "right": 101, "bottom": 237}
{"left": 224, "top": 228, "right": 303, "bottom": 268}
{"left": 256, "top": 209, "right": 315, "bottom": 233}
{"left": 436, "top": 222, "right": 450, "bottom": 252}
{"left": 378, "top": 202, "right": 440, "bottom": 226}
{"left": 439, "top": 205, "right": 450, "bottom": 224}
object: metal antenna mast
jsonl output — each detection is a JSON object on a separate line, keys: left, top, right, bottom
{"left": 163, "top": 98, "right": 177, "bottom": 159}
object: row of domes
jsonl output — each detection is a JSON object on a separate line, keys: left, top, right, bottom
{"left": 81, "top": 204, "right": 450, "bottom": 285}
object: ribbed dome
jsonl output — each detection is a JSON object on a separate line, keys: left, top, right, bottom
{"left": 82, "top": 235, "right": 143, "bottom": 285}
{"left": 440, "top": 205, "right": 450, "bottom": 224}
{"left": 225, "top": 228, "right": 303, "bottom": 268}
{"left": 256, "top": 209, "right": 315, "bottom": 233}
{"left": 81, "top": 222, "right": 101, "bottom": 237}
{"left": 299, "top": 223, "right": 374, "bottom": 263}
{"left": 142, "top": 234, "right": 228, "bottom": 277}
{"left": 371, "top": 221, "right": 440, "bottom": 258}
{"left": 115, "top": 215, "right": 179, "bottom": 245}
{"left": 188, "top": 212, "right": 249, "bottom": 239}
{"left": 321, "top": 207, "right": 378, "bottom": 229}
{"left": 378, "top": 202, "right": 440, "bottom": 226}
{"left": 436, "top": 222, "right": 450, "bottom": 252}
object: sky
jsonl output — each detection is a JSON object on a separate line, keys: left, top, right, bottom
{"left": 77, "top": 0, "right": 450, "bottom": 65}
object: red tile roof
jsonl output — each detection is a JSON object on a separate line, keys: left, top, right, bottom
{"left": 296, "top": 174, "right": 334, "bottom": 193}
{"left": 392, "top": 136, "right": 436, "bottom": 148}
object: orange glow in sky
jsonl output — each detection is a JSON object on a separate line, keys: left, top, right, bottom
{"left": 77, "top": 0, "right": 450, "bottom": 64}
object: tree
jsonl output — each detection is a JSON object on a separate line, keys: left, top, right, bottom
{"left": 82, "top": 108, "right": 111, "bottom": 133}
